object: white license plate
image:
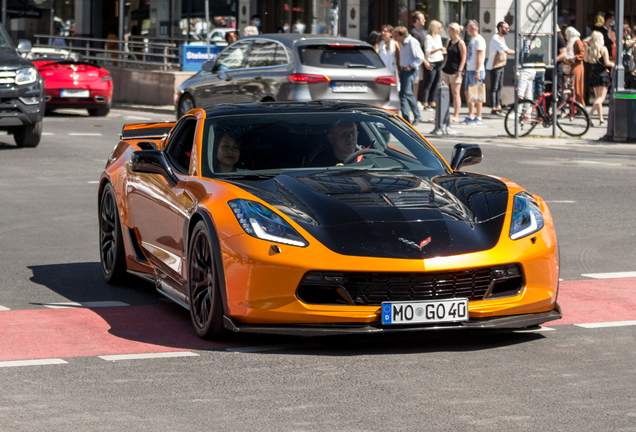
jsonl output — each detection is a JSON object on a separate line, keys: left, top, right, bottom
{"left": 61, "top": 89, "right": 89, "bottom": 98}
{"left": 332, "top": 82, "right": 368, "bottom": 93}
{"left": 382, "top": 299, "right": 469, "bottom": 325}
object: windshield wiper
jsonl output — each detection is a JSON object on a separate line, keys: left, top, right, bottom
{"left": 347, "top": 64, "right": 374, "bottom": 68}
{"left": 223, "top": 173, "right": 277, "bottom": 180}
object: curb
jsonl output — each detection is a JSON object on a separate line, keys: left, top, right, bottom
{"left": 113, "top": 103, "right": 175, "bottom": 115}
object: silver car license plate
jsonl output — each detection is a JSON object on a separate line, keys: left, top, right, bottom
{"left": 61, "top": 89, "right": 90, "bottom": 98}
{"left": 332, "top": 82, "right": 368, "bottom": 93}
{"left": 381, "top": 299, "right": 469, "bottom": 325}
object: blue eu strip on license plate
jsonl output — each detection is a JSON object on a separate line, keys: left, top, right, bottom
{"left": 382, "top": 299, "right": 469, "bottom": 325}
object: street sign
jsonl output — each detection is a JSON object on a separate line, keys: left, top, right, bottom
{"left": 519, "top": 0, "right": 553, "bottom": 35}
{"left": 181, "top": 45, "right": 222, "bottom": 72}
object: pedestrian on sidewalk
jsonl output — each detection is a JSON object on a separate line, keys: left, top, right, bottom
{"left": 409, "top": 12, "right": 427, "bottom": 108}
{"left": 393, "top": 26, "right": 424, "bottom": 125}
{"left": 486, "top": 21, "right": 515, "bottom": 115}
{"left": 420, "top": 20, "right": 446, "bottom": 111}
{"left": 441, "top": 23, "right": 466, "bottom": 123}
{"left": 563, "top": 26, "right": 585, "bottom": 106}
{"left": 461, "top": 20, "right": 486, "bottom": 125}
{"left": 378, "top": 24, "right": 401, "bottom": 90}
{"left": 584, "top": 31, "right": 614, "bottom": 126}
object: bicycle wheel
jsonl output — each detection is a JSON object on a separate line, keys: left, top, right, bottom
{"left": 556, "top": 100, "right": 590, "bottom": 137}
{"left": 504, "top": 99, "right": 540, "bottom": 137}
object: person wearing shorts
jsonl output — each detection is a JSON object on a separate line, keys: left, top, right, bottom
{"left": 441, "top": 22, "right": 466, "bottom": 122}
{"left": 461, "top": 20, "right": 486, "bottom": 125}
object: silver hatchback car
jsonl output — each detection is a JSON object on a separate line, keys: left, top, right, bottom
{"left": 175, "top": 34, "right": 399, "bottom": 118}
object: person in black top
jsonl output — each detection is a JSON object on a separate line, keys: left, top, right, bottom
{"left": 409, "top": 12, "right": 427, "bottom": 104}
{"left": 441, "top": 23, "right": 467, "bottom": 122}
{"left": 598, "top": 12, "right": 615, "bottom": 54}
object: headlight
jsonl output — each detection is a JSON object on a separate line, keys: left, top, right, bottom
{"left": 15, "top": 67, "right": 37, "bottom": 85}
{"left": 509, "top": 192, "right": 544, "bottom": 240}
{"left": 229, "top": 199, "right": 308, "bottom": 247}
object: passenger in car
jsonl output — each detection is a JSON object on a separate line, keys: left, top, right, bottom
{"left": 214, "top": 133, "right": 245, "bottom": 173}
{"left": 307, "top": 121, "right": 362, "bottom": 167}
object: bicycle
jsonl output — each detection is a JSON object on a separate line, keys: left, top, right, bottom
{"left": 504, "top": 74, "right": 590, "bottom": 137}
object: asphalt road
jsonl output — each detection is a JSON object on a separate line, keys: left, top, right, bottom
{"left": 1, "top": 109, "right": 635, "bottom": 431}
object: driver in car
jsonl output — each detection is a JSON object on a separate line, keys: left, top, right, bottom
{"left": 309, "top": 121, "right": 363, "bottom": 167}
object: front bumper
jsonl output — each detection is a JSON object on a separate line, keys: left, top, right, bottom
{"left": 223, "top": 303, "right": 562, "bottom": 336}
{"left": 0, "top": 80, "right": 45, "bottom": 128}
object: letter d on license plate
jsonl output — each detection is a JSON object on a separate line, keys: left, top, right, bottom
{"left": 382, "top": 299, "right": 469, "bottom": 325}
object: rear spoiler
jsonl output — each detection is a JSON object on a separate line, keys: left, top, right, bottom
{"left": 120, "top": 122, "right": 175, "bottom": 140}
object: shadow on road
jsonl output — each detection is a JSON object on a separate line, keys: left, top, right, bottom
{"left": 27, "top": 262, "right": 547, "bottom": 355}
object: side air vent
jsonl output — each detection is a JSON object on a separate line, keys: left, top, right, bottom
{"left": 127, "top": 228, "right": 148, "bottom": 262}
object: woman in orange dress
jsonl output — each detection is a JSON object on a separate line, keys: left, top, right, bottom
{"left": 564, "top": 27, "right": 585, "bottom": 106}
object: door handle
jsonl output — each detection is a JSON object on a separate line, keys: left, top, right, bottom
{"left": 254, "top": 76, "right": 262, "bottom": 80}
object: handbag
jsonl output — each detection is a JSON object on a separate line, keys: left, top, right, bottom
{"left": 492, "top": 50, "right": 507, "bottom": 69}
{"left": 467, "top": 83, "right": 486, "bottom": 103}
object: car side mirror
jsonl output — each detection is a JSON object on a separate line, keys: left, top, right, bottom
{"left": 202, "top": 60, "right": 214, "bottom": 72}
{"left": 17, "top": 39, "right": 32, "bottom": 54}
{"left": 130, "top": 150, "right": 179, "bottom": 187}
{"left": 450, "top": 143, "right": 482, "bottom": 171}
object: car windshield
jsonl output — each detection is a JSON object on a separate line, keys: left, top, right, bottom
{"left": 201, "top": 112, "right": 449, "bottom": 178}
{"left": 298, "top": 45, "right": 386, "bottom": 69}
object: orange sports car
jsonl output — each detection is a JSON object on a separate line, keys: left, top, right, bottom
{"left": 98, "top": 102, "right": 561, "bottom": 339}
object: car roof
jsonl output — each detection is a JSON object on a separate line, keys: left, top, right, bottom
{"left": 237, "top": 33, "right": 373, "bottom": 49}
{"left": 203, "top": 101, "right": 386, "bottom": 117}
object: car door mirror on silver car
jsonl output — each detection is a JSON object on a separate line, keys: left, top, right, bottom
{"left": 17, "top": 39, "right": 32, "bottom": 55}
{"left": 202, "top": 60, "right": 214, "bottom": 72}
{"left": 450, "top": 143, "right": 482, "bottom": 171}
{"left": 130, "top": 150, "right": 179, "bottom": 187}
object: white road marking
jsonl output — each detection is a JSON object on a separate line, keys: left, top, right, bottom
{"left": 99, "top": 352, "right": 199, "bottom": 361}
{"left": 42, "top": 301, "right": 129, "bottom": 309}
{"left": 227, "top": 343, "right": 320, "bottom": 353}
{"left": 514, "top": 326, "right": 556, "bottom": 333}
{"left": 68, "top": 133, "right": 103, "bottom": 136}
{"left": 575, "top": 320, "right": 636, "bottom": 329}
{"left": 87, "top": 181, "right": 99, "bottom": 184}
{"left": 0, "top": 359, "right": 67, "bottom": 368}
{"left": 545, "top": 200, "right": 576, "bottom": 203}
{"left": 42, "top": 132, "right": 55, "bottom": 136}
{"left": 0, "top": 305, "right": 10, "bottom": 311}
{"left": 581, "top": 271, "right": 636, "bottom": 279}
{"left": 125, "top": 116, "right": 152, "bottom": 121}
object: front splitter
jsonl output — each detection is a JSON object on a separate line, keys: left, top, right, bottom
{"left": 223, "top": 303, "right": 562, "bottom": 337}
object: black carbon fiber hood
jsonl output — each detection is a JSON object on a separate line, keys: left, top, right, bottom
{"left": 226, "top": 170, "right": 509, "bottom": 259}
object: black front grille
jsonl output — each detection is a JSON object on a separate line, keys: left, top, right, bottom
{"left": 298, "top": 265, "right": 523, "bottom": 306}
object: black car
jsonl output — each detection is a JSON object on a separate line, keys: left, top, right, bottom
{"left": 0, "top": 24, "right": 45, "bottom": 147}
{"left": 175, "top": 34, "right": 399, "bottom": 118}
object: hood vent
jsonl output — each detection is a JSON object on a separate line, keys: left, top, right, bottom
{"left": 328, "top": 190, "right": 433, "bottom": 208}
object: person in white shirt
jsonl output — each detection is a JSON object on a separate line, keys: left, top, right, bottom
{"left": 461, "top": 20, "right": 487, "bottom": 125}
{"left": 420, "top": 20, "right": 446, "bottom": 111}
{"left": 486, "top": 21, "right": 515, "bottom": 115}
{"left": 393, "top": 26, "right": 425, "bottom": 125}
{"left": 378, "top": 24, "right": 401, "bottom": 91}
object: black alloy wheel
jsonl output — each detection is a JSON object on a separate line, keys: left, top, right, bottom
{"left": 88, "top": 105, "right": 111, "bottom": 117}
{"left": 99, "top": 183, "right": 128, "bottom": 284}
{"left": 178, "top": 95, "right": 195, "bottom": 118}
{"left": 188, "top": 220, "right": 227, "bottom": 340}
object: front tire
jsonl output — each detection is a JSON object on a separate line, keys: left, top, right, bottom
{"left": 99, "top": 183, "right": 129, "bottom": 284}
{"left": 178, "top": 95, "right": 195, "bottom": 118}
{"left": 88, "top": 105, "right": 111, "bottom": 117}
{"left": 188, "top": 220, "right": 228, "bottom": 340}
{"left": 14, "top": 122, "right": 43, "bottom": 148}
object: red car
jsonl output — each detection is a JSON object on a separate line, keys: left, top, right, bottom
{"left": 28, "top": 47, "right": 113, "bottom": 116}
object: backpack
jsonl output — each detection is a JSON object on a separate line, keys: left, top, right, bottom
{"left": 623, "top": 44, "right": 636, "bottom": 73}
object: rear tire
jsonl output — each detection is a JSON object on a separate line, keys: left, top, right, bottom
{"left": 99, "top": 183, "right": 129, "bottom": 285}
{"left": 88, "top": 105, "right": 111, "bottom": 117}
{"left": 178, "top": 95, "right": 195, "bottom": 118}
{"left": 556, "top": 100, "right": 590, "bottom": 137}
{"left": 14, "top": 122, "right": 43, "bottom": 148}
{"left": 188, "top": 220, "right": 228, "bottom": 340}
{"left": 504, "top": 99, "right": 539, "bottom": 137}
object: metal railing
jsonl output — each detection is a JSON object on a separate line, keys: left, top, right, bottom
{"left": 33, "top": 35, "right": 181, "bottom": 70}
